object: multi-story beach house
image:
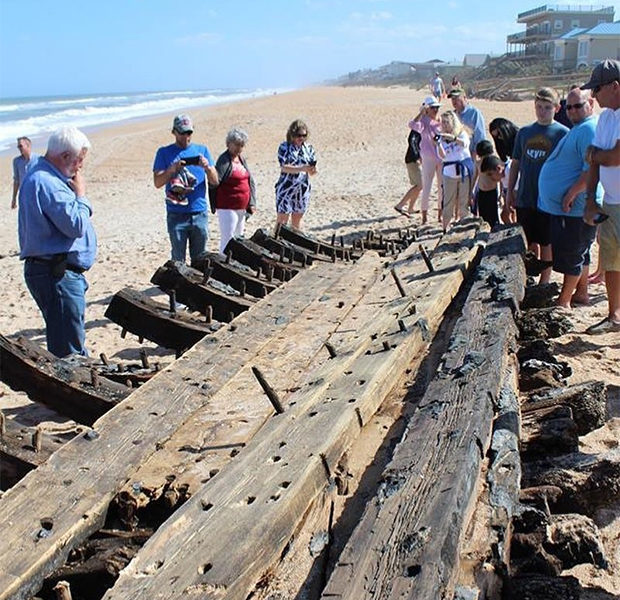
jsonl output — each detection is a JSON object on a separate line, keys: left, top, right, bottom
{"left": 506, "top": 4, "right": 615, "bottom": 61}
{"left": 552, "top": 21, "right": 620, "bottom": 71}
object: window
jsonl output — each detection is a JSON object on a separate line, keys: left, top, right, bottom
{"left": 554, "top": 19, "right": 563, "bottom": 30}
{"left": 578, "top": 40, "right": 588, "bottom": 57}
{"left": 554, "top": 45, "right": 564, "bottom": 60}
{"left": 571, "top": 19, "right": 580, "bottom": 28}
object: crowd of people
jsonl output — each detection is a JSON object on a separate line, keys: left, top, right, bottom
{"left": 398, "top": 59, "right": 619, "bottom": 334}
{"left": 11, "top": 59, "right": 619, "bottom": 359}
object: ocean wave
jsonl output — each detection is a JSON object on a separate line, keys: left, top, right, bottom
{"left": 0, "top": 88, "right": 286, "bottom": 152}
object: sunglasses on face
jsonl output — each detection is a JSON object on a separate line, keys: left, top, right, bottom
{"left": 294, "top": 133, "right": 307, "bottom": 138}
{"left": 566, "top": 102, "right": 585, "bottom": 110}
{"left": 176, "top": 130, "right": 193, "bottom": 136}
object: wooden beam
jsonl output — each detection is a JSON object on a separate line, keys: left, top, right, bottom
{"left": 101, "top": 224, "right": 485, "bottom": 599}
{"left": 0, "top": 335, "right": 130, "bottom": 426}
{"left": 104, "top": 287, "right": 215, "bottom": 351}
{"left": 0, "top": 261, "right": 353, "bottom": 600}
{"left": 321, "top": 226, "right": 526, "bottom": 599}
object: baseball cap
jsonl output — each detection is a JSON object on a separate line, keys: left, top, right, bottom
{"left": 580, "top": 59, "right": 620, "bottom": 90}
{"left": 173, "top": 114, "right": 193, "bottom": 133}
{"left": 423, "top": 95, "right": 441, "bottom": 108}
{"left": 535, "top": 87, "right": 559, "bottom": 104}
{"left": 447, "top": 88, "right": 464, "bottom": 98}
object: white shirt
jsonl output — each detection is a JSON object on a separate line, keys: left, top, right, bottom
{"left": 592, "top": 107, "right": 620, "bottom": 205}
{"left": 440, "top": 132, "right": 471, "bottom": 178}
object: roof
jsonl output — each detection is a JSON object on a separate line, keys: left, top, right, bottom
{"left": 583, "top": 21, "right": 620, "bottom": 35}
{"left": 559, "top": 27, "right": 587, "bottom": 39}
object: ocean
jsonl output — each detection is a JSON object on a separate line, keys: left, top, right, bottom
{"left": 0, "top": 88, "right": 282, "bottom": 153}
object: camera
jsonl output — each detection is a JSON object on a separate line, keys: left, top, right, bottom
{"left": 182, "top": 156, "right": 201, "bottom": 166}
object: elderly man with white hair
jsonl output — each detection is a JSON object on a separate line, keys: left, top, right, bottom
{"left": 18, "top": 126, "right": 96, "bottom": 357}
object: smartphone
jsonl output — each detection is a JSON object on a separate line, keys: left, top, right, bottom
{"left": 183, "top": 156, "right": 201, "bottom": 166}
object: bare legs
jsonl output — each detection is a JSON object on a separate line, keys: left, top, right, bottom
{"left": 276, "top": 212, "right": 304, "bottom": 231}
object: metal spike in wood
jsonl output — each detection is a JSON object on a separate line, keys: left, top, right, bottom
{"left": 256, "top": 266, "right": 262, "bottom": 278}
{"left": 140, "top": 348, "right": 150, "bottom": 369}
{"left": 366, "top": 230, "right": 372, "bottom": 242}
{"left": 99, "top": 353, "right": 110, "bottom": 366}
{"left": 360, "top": 238, "right": 365, "bottom": 251}
{"left": 205, "top": 305, "right": 213, "bottom": 324}
{"left": 239, "top": 281, "right": 246, "bottom": 297}
{"left": 279, "top": 248, "right": 285, "bottom": 263}
{"left": 225, "top": 251, "right": 232, "bottom": 264}
{"left": 390, "top": 268, "right": 407, "bottom": 298}
{"left": 324, "top": 342, "right": 337, "bottom": 358}
{"left": 0, "top": 410, "right": 5, "bottom": 439}
{"left": 267, "top": 265, "right": 274, "bottom": 282}
{"left": 33, "top": 426, "right": 42, "bottom": 453}
{"left": 331, "top": 233, "right": 336, "bottom": 246}
{"left": 345, "top": 250, "right": 350, "bottom": 262}
{"left": 202, "top": 266, "right": 212, "bottom": 285}
{"left": 340, "top": 235, "right": 344, "bottom": 248}
{"left": 138, "top": 336, "right": 144, "bottom": 344}
{"left": 120, "top": 328, "right": 127, "bottom": 339}
{"left": 332, "top": 251, "right": 337, "bottom": 263}
{"left": 90, "top": 368, "right": 99, "bottom": 389}
{"left": 261, "top": 285, "right": 267, "bottom": 297}
{"left": 251, "top": 366, "right": 284, "bottom": 414}
{"left": 398, "top": 319, "right": 408, "bottom": 332}
{"left": 382, "top": 340, "right": 391, "bottom": 352}
{"left": 118, "top": 363, "right": 125, "bottom": 373}
{"left": 419, "top": 243, "right": 435, "bottom": 272}
{"left": 274, "top": 222, "right": 281, "bottom": 239}
{"left": 228, "top": 311, "right": 235, "bottom": 323}
{"left": 169, "top": 290, "right": 177, "bottom": 314}
{"left": 379, "top": 234, "right": 384, "bottom": 245}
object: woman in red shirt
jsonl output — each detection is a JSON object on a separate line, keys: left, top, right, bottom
{"left": 211, "top": 127, "right": 257, "bottom": 254}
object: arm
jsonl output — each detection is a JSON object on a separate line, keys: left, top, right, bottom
{"left": 561, "top": 170, "right": 588, "bottom": 213}
{"left": 153, "top": 160, "right": 184, "bottom": 188}
{"left": 587, "top": 139, "right": 620, "bottom": 167}
{"left": 11, "top": 179, "right": 19, "bottom": 209}
{"left": 44, "top": 179, "right": 93, "bottom": 239}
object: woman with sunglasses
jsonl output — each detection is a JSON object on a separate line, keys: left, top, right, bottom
{"left": 410, "top": 96, "right": 443, "bottom": 225}
{"left": 275, "top": 119, "right": 317, "bottom": 230}
{"left": 489, "top": 117, "right": 520, "bottom": 224}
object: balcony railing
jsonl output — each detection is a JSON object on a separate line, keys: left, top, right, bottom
{"left": 518, "top": 4, "right": 613, "bottom": 21}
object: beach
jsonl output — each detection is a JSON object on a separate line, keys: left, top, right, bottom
{"left": 0, "top": 86, "right": 618, "bottom": 594}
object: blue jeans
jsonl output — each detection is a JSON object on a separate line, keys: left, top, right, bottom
{"left": 24, "top": 261, "right": 89, "bottom": 357}
{"left": 166, "top": 211, "right": 208, "bottom": 263}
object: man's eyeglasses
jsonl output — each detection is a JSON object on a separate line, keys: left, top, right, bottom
{"left": 176, "top": 130, "right": 193, "bottom": 136}
{"left": 566, "top": 102, "right": 585, "bottom": 110}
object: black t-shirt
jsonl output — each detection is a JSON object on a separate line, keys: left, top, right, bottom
{"left": 405, "top": 129, "right": 421, "bottom": 163}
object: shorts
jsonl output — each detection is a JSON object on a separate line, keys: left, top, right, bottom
{"left": 516, "top": 207, "right": 551, "bottom": 246}
{"left": 406, "top": 161, "right": 422, "bottom": 188}
{"left": 550, "top": 215, "right": 596, "bottom": 276}
{"left": 599, "top": 202, "right": 620, "bottom": 272}
{"left": 476, "top": 188, "right": 499, "bottom": 227}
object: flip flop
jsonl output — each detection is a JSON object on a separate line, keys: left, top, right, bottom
{"left": 394, "top": 206, "right": 410, "bottom": 217}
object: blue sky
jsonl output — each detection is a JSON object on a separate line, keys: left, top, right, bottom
{"left": 1, "top": 0, "right": 618, "bottom": 97}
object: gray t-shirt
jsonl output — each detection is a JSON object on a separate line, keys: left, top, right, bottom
{"left": 13, "top": 153, "right": 41, "bottom": 187}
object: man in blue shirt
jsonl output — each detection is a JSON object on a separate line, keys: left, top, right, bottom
{"left": 538, "top": 87, "right": 600, "bottom": 308}
{"left": 18, "top": 127, "right": 96, "bottom": 357}
{"left": 153, "top": 114, "right": 219, "bottom": 265}
{"left": 448, "top": 88, "right": 487, "bottom": 158}
{"left": 11, "top": 136, "right": 40, "bottom": 209}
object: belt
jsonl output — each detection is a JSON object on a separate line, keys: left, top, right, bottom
{"left": 25, "top": 257, "right": 86, "bottom": 274}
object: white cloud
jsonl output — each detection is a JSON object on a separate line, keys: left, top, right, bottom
{"left": 371, "top": 11, "right": 392, "bottom": 20}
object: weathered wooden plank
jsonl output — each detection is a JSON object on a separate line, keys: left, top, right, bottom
{"left": 114, "top": 251, "right": 388, "bottom": 509}
{"left": 192, "top": 252, "right": 279, "bottom": 298}
{"left": 225, "top": 238, "right": 299, "bottom": 281}
{"left": 0, "top": 335, "right": 130, "bottom": 425}
{"left": 102, "top": 224, "right": 485, "bottom": 599}
{"left": 104, "top": 287, "right": 215, "bottom": 351}
{"left": 0, "top": 261, "right": 353, "bottom": 600}
{"left": 150, "top": 261, "right": 255, "bottom": 321}
{"left": 251, "top": 228, "right": 326, "bottom": 265}
{"left": 321, "top": 226, "right": 526, "bottom": 600}
{"left": 277, "top": 223, "right": 348, "bottom": 259}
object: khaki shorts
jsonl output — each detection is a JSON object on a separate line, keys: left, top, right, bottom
{"left": 406, "top": 161, "right": 422, "bottom": 188}
{"left": 599, "top": 202, "right": 620, "bottom": 272}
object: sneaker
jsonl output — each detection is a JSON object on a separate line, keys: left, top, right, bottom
{"left": 585, "top": 317, "right": 620, "bottom": 335}
{"left": 169, "top": 177, "right": 187, "bottom": 194}
{"left": 166, "top": 190, "right": 189, "bottom": 206}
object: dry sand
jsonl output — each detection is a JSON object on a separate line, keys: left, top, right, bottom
{"left": 0, "top": 86, "right": 618, "bottom": 594}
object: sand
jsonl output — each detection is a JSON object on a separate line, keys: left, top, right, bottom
{"left": 0, "top": 86, "right": 618, "bottom": 594}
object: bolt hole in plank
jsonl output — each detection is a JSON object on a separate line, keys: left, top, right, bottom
{"left": 40, "top": 518, "right": 54, "bottom": 531}
{"left": 357, "top": 379, "right": 366, "bottom": 386}
{"left": 270, "top": 455, "right": 282, "bottom": 463}
{"left": 198, "top": 563, "right": 213, "bottom": 575}
{"left": 348, "top": 398, "right": 356, "bottom": 403}
{"left": 268, "top": 494, "right": 281, "bottom": 503}
{"left": 279, "top": 441, "right": 287, "bottom": 448}
{"left": 309, "top": 412, "right": 318, "bottom": 418}
{"left": 200, "top": 500, "right": 213, "bottom": 512}
{"left": 246, "top": 496, "right": 256, "bottom": 505}
{"left": 280, "top": 481, "right": 291, "bottom": 489}
{"left": 149, "top": 412, "right": 159, "bottom": 416}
